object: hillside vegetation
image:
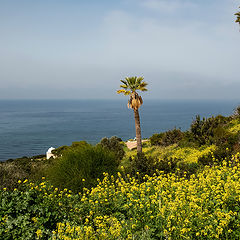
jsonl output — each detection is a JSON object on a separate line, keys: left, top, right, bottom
{"left": 1, "top": 154, "right": 240, "bottom": 239}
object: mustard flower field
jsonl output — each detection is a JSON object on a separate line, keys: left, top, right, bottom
{"left": 1, "top": 153, "right": 240, "bottom": 239}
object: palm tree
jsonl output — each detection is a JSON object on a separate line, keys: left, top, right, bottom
{"left": 117, "top": 76, "right": 148, "bottom": 153}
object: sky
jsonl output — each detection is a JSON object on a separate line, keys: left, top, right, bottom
{"left": 0, "top": 0, "right": 239, "bottom": 100}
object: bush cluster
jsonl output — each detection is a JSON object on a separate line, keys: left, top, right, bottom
{"left": 189, "top": 115, "right": 229, "bottom": 146}
{"left": 51, "top": 141, "right": 89, "bottom": 157}
{"left": 46, "top": 142, "right": 120, "bottom": 192}
{"left": 150, "top": 128, "right": 184, "bottom": 146}
{"left": 129, "top": 151, "right": 202, "bottom": 179}
{"left": 0, "top": 155, "right": 47, "bottom": 190}
{"left": 98, "top": 136, "right": 125, "bottom": 162}
{"left": 129, "top": 152, "right": 156, "bottom": 179}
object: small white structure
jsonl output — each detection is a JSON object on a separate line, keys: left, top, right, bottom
{"left": 46, "top": 147, "right": 56, "bottom": 159}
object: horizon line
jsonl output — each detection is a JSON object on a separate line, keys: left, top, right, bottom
{"left": 0, "top": 98, "right": 240, "bottom": 102}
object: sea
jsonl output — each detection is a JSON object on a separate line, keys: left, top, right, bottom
{"left": 0, "top": 99, "right": 239, "bottom": 161}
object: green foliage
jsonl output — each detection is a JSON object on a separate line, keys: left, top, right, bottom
{"left": 129, "top": 151, "right": 199, "bottom": 179}
{"left": 149, "top": 133, "right": 165, "bottom": 146}
{"left": 0, "top": 156, "right": 47, "bottom": 190}
{"left": 176, "top": 161, "right": 199, "bottom": 177}
{"left": 213, "top": 126, "right": 238, "bottom": 147}
{"left": 117, "top": 76, "right": 148, "bottom": 95}
{"left": 190, "top": 115, "right": 229, "bottom": 145}
{"left": 212, "top": 147, "right": 235, "bottom": 163}
{"left": 52, "top": 141, "right": 89, "bottom": 156}
{"left": 51, "top": 145, "right": 69, "bottom": 156}
{"left": 150, "top": 128, "right": 184, "bottom": 146}
{"left": 0, "top": 181, "right": 78, "bottom": 239}
{"left": 162, "top": 128, "right": 184, "bottom": 146}
{"left": 198, "top": 144, "right": 240, "bottom": 167}
{"left": 130, "top": 153, "right": 155, "bottom": 179}
{"left": 187, "top": 114, "right": 240, "bottom": 165}
{"left": 178, "top": 131, "right": 198, "bottom": 148}
{"left": 46, "top": 143, "right": 119, "bottom": 192}
{"left": 153, "top": 154, "right": 200, "bottom": 177}
{"left": 99, "top": 136, "right": 125, "bottom": 162}
{"left": 0, "top": 160, "right": 28, "bottom": 190}
{"left": 155, "top": 156, "right": 180, "bottom": 174}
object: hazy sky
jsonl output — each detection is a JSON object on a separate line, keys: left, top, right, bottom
{"left": 0, "top": 0, "right": 239, "bottom": 99}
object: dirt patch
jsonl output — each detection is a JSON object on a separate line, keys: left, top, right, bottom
{"left": 125, "top": 140, "right": 148, "bottom": 150}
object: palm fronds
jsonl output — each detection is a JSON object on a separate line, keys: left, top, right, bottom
{"left": 117, "top": 76, "right": 148, "bottom": 94}
{"left": 116, "top": 89, "right": 131, "bottom": 95}
{"left": 117, "top": 76, "right": 147, "bottom": 109}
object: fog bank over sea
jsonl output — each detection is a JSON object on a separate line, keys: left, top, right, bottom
{"left": 0, "top": 99, "right": 238, "bottom": 161}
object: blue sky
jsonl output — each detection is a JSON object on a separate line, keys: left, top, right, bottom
{"left": 0, "top": 0, "right": 239, "bottom": 99}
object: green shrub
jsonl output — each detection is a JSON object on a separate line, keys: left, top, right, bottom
{"left": 176, "top": 161, "right": 199, "bottom": 177}
{"left": 190, "top": 115, "right": 229, "bottom": 146}
{"left": 129, "top": 152, "right": 196, "bottom": 180}
{"left": 0, "top": 161, "right": 29, "bottom": 190}
{"left": 149, "top": 133, "right": 165, "bottom": 146}
{"left": 155, "top": 156, "right": 180, "bottom": 174}
{"left": 213, "top": 126, "right": 239, "bottom": 147}
{"left": 52, "top": 141, "right": 89, "bottom": 157}
{"left": 150, "top": 128, "right": 184, "bottom": 147}
{"left": 46, "top": 143, "right": 119, "bottom": 192}
{"left": 162, "top": 128, "right": 184, "bottom": 146}
{"left": 178, "top": 131, "right": 198, "bottom": 148}
{"left": 198, "top": 145, "right": 237, "bottom": 167}
{"left": 0, "top": 181, "right": 79, "bottom": 239}
{"left": 212, "top": 147, "right": 234, "bottom": 163}
{"left": 153, "top": 155, "right": 199, "bottom": 177}
{"left": 198, "top": 152, "right": 214, "bottom": 166}
{"left": 0, "top": 157, "right": 48, "bottom": 190}
{"left": 130, "top": 153, "right": 156, "bottom": 179}
{"left": 51, "top": 145, "right": 69, "bottom": 156}
{"left": 98, "top": 136, "right": 125, "bottom": 162}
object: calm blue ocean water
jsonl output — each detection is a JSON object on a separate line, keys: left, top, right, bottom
{"left": 0, "top": 99, "right": 239, "bottom": 161}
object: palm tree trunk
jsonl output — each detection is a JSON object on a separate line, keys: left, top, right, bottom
{"left": 134, "top": 108, "right": 142, "bottom": 153}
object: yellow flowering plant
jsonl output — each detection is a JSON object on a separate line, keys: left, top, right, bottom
{"left": 1, "top": 153, "right": 240, "bottom": 239}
